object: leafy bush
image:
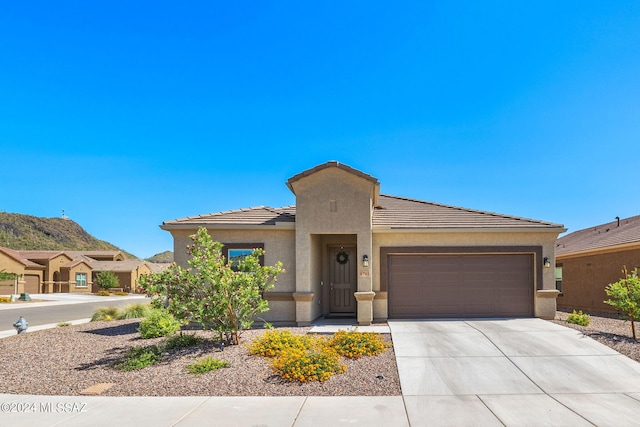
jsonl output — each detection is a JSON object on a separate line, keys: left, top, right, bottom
{"left": 138, "top": 309, "right": 181, "bottom": 338}
{"left": 0, "top": 296, "right": 11, "bottom": 303}
{"left": 95, "top": 270, "right": 119, "bottom": 290}
{"left": 91, "top": 306, "right": 121, "bottom": 321}
{"left": 95, "top": 290, "right": 111, "bottom": 296}
{"left": 163, "top": 333, "right": 204, "bottom": 351}
{"left": 119, "top": 303, "right": 153, "bottom": 319}
{"left": 327, "top": 330, "right": 388, "bottom": 358}
{"left": 57, "top": 322, "right": 71, "bottom": 327}
{"left": 605, "top": 267, "right": 640, "bottom": 340}
{"left": 187, "top": 356, "right": 230, "bottom": 375}
{"left": 139, "top": 227, "right": 284, "bottom": 345}
{"left": 270, "top": 342, "right": 346, "bottom": 382}
{"left": 117, "top": 346, "right": 162, "bottom": 371}
{"left": 566, "top": 310, "right": 590, "bottom": 326}
{"left": 248, "top": 329, "right": 313, "bottom": 357}
{"left": 114, "top": 291, "right": 129, "bottom": 296}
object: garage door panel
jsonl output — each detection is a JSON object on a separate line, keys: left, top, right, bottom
{"left": 388, "top": 253, "right": 533, "bottom": 318}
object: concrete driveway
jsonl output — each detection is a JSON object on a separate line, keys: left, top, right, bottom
{"left": 389, "top": 318, "right": 640, "bottom": 427}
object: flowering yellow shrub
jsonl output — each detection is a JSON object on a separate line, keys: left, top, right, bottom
{"left": 249, "top": 329, "right": 389, "bottom": 383}
{"left": 248, "top": 329, "right": 313, "bottom": 357}
{"left": 327, "top": 330, "right": 388, "bottom": 358}
{"left": 270, "top": 342, "right": 346, "bottom": 383}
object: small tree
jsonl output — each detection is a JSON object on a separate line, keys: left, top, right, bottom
{"left": 604, "top": 266, "right": 640, "bottom": 340}
{"left": 139, "top": 227, "right": 284, "bottom": 345}
{"left": 95, "top": 271, "right": 120, "bottom": 290}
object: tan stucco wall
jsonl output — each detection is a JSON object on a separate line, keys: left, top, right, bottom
{"left": 290, "top": 167, "right": 375, "bottom": 324}
{"left": 67, "top": 263, "right": 92, "bottom": 293}
{"left": 372, "top": 230, "right": 561, "bottom": 319}
{"left": 170, "top": 228, "right": 296, "bottom": 322}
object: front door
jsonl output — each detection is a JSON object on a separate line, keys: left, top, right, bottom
{"left": 329, "top": 246, "right": 357, "bottom": 313}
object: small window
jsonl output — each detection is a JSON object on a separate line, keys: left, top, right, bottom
{"left": 223, "top": 243, "right": 265, "bottom": 270}
{"left": 228, "top": 249, "right": 255, "bottom": 268}
{"left": 555, "top": 265, "right": 563, "bottom": 294}
{"left": 76, "top": 272, "right": 87, "bottom": 287}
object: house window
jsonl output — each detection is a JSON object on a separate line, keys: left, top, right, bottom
{"left": 555, "top": 265, "right": 563, "bottom": 294}
{"left": 76, "top": 272, "right": 87, "bottom": 288}
{"left": 228, "top": 249, "right": 255, "bottom": 269}
{"left": 223, "top": 243, "right": 265, "bottom": 270}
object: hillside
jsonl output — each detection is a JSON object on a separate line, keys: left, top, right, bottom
{"left": 0, "top": 212, "right": 135, "bottom": 258}
{"left": 146, "top": 250, "right": 174, "bottom": 263}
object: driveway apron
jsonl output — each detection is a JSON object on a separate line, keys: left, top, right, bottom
{"left": 389, "top": 318, "right": 640, "bottom": 427}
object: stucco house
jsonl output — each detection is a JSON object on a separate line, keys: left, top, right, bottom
{"left": 161, "top": 161, "right": 565, "bottom": 326}
{"left": 0, "top": 248, "right": 155, "bottom": 295}
{"left": 556, "top": 215, "right": 640, "bottom": 313}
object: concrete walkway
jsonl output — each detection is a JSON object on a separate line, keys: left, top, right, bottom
{"left": 2, "top": 318, "right": 640, "bottom": 426}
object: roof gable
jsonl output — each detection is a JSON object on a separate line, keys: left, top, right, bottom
{"left": 556, "top": 215, "right": 640, "bottom": 256}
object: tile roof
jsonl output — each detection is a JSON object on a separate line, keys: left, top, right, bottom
{"left": 373, "top": 195, "right": 562, "bottom": 229}
{"left": 286, "top": 160, "right": 379, "bottom": 193}
{"left": 162, "top": 195, "right": 562, "bottom": 230}
{"left": 89, "top": 260, "right": 148, "bottom": 272}
{"left": 556, "top": 215, "right": 640, "bottom": 256}
{"left": 163, "top": 206, "right": 296, "bottom": 227}
{"left": 0, "top": 247, "right": 45, "bottom": 268}
{"left": 15, "top": 250, "right": 67, "bottom": 260}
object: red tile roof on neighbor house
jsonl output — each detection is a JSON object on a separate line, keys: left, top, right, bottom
{"left": 556, "top": 214, "right": 640, "bottom": 256}
{"left": 162, "top": 194, "right": 563, "bottom": 230}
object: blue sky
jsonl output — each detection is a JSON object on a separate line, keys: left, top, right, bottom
{"left": 1, "top": 2, "right": 639, "bottom": 259}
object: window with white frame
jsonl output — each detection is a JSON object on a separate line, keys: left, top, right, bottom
{"left": 76, "top": 272, "right": 87, "bottom": 287}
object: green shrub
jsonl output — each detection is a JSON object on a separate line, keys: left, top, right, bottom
{"left": 117, "top": 346, "right": 162, "bottom": 371}
{"left": 138, "top": 309, "right": 181, "bottom": 338}
{"left": 327, "top": 330, "right": 388, "bottom": 358}
{"left": 567, "top": 310, "right": 590, "bottom": 326}
{"left": 114, "top": 291, "right": 129, "bottom": 296}
{"left": 57, "top": 322, "right": 72, "bottom": 327}
{"left": 0, "top": 296, "right": 11, "bottom": 303}
{"left": 91, "top": 306, "right": 121, "bottom": 321}
{"left": 163, "top": 333, "right": 204, "bottom": 351}
{"left": 95, "top": 270, "right": 119, "bottom": 290}
{"left": 119, "top": 303, "right": 153, "bottom": 319}
{"left": 95, "top": 290, "right": 111, "bottom": 296}
{"left": 186, "top": 356, "right": 230, "bottom": 375}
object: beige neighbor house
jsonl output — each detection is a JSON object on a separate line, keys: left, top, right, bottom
{"left": 0, "top": 248, "right": 158, "bottom": 295}
{"left": 556, "top": 215, "right": 640, "bottom": 313}
{"left": 161, "top": 161, "right": 566, "bottom": 326}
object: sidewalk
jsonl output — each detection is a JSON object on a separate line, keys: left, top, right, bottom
{"left": 0, "top": 294, "right": 147, "bottom": 311}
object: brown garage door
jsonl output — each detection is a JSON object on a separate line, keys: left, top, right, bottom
{"left": 388, "top": 254, "right": 533, "bottom": 318}
{"left": 24, "top": 275, "right": 40, "bottom": 294}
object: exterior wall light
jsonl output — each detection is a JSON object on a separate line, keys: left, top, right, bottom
{"left": 362, "top": 255, "right": 369, "bottom": 267}
{"left": 543, "top": 257, "right": 551, "bottom": 268}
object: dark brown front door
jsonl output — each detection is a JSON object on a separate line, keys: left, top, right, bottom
{"left": 329, "top": 246, "right": 357, "bottom": 313}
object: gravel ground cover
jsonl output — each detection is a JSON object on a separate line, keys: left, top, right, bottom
{"left": 551, "top": 309, "right": 640, "bottom": 363}
{"left": 0, "top": 320, "right": 401, "bottom": 397}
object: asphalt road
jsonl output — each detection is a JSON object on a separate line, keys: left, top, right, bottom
{"left": 0, "top": 298, "right": 150, "bottom": 329}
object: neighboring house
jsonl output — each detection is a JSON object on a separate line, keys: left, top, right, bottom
{"left": 0, "top": 247, "right": 45, "bottom": 294}
{"left": 0, "top": 248, "right": 158, "bottom": 295}
{"left": 161, "top": 161, "right": 565, "bottom": 326}
{"left": 555, "top": 215, "right": 640, "bottom": 313}
{"left": 90, "top": 260, "right": 158, "bottom": 293}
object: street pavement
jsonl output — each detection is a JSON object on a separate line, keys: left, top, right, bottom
{"left": 2, "top": 299, "right": 640, "bottom": 426}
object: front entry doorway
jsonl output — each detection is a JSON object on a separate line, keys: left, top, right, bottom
{"left": 329, "top": 246, "right": 357, "bottom": 314}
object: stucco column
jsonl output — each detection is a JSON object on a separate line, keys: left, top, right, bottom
{"left": 294, "top": 233, "right": 314, "bottom": 325}
{"left": 355, "top": 231, "right": 374, "bottom": 325}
